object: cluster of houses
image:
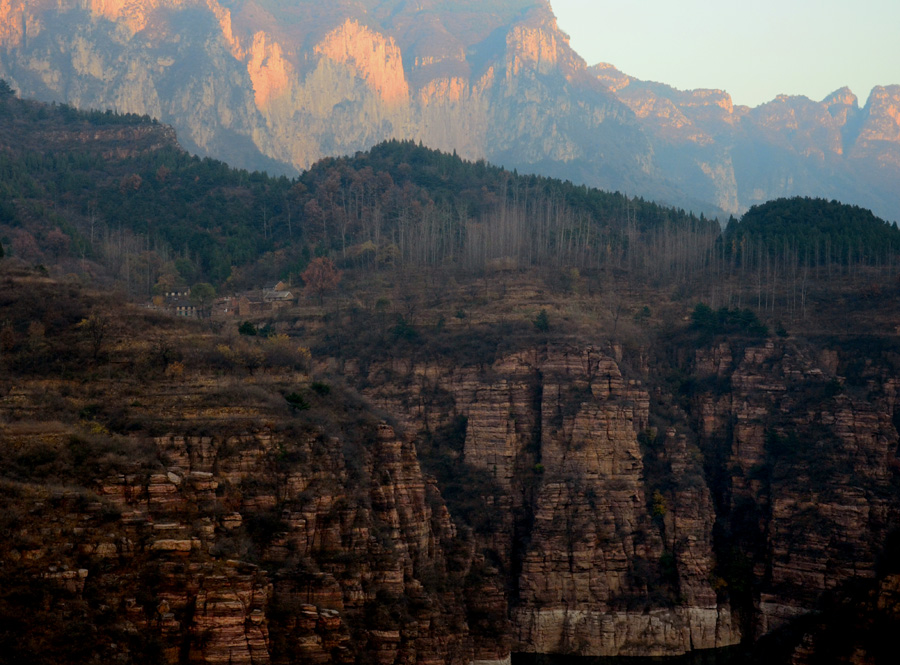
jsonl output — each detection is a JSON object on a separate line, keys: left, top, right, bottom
{"left": 159, "top": 288, "right": 198, "bottom": 317}
{"left": 154, "top": 282, "right": 300, "bottom": 319}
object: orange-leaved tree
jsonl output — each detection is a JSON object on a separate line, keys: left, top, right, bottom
{"left": 301, "top": 257, "right": 341, "bottom": 304}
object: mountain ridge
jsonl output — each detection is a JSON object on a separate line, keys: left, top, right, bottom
{"left": 0, "top": 0, "right": 897, "bottom": 220}
{"left": 2, "top": 76, "right": 900, "bottom": 665}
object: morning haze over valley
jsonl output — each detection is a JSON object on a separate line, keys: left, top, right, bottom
{"left": 0, "top": 2, "right": 899, "bottom": 664}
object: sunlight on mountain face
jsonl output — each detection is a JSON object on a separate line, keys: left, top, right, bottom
{"left": 88, "top": 0, "right": 188, "bottom": 34}
{"left": 246, "top": 30, "right": 291, "bottom": 108}
{"left": 314, "top": 19, "right": 410, "bottom": 105}
{"left": 0, "top": 1, "right": 898, "bottom": 220}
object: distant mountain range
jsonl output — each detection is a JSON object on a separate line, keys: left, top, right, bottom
{"left": 1, "top": 0, "right": 897, "bottom": 220}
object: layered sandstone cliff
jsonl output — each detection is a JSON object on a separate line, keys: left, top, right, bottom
{"left": 1, "top": 419, "right": 477, "bottom": 664}
{"left": 354, "top": 345, "right": 741, "bottom": 657}
{"left": 692, "top": 338, "right": 900, "bottom": 638}
{"left": 346, "top": 324, "right": 900, "bottom": 660}
{"left": 3, "top": 265, "right": 900, "bottom": 664}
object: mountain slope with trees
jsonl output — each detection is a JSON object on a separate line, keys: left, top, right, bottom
{"left": 0, "top": 87, "right": 718, "bottom": 294}
{"left": 4, "top": 88, "right": 900, "bottom": 324}
{"left": 725, "top": 197, "right": 900, "bottom": 268}
{"left": 1, "top": 88, "right": 900, "bottom": 665}
{"left": 0, "top": 1, "right": 898, "bottom": 220}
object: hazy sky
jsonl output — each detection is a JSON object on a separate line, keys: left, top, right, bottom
{"left": 551, "top": 0, "right": 899, "bottom": 108}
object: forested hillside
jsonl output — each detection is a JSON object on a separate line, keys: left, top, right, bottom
{"left": 725, "top": 197, "right": 900, "bottom": 268}
{"left": 0, "top": 84, "right": 713, "bottom": 291}
{"left": 4, "top": 88, "right": 900, "bottom": 319}
{"left": 2, "top": 88, "right": 900, "bottom": 665}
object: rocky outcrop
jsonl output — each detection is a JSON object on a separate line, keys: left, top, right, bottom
{"left": 591, "top": 64, "right": 900, "bottom": 219}
{"left": 356, "top": 345, "right": 741, "bottom": 657}
{"left": 2, "top": 271, "right": 899, "bottom": 664}
{"left": 350, "top": 331, "right": 900, "bottom": 659}
{"left": 692, "top": 339, "right": 900, "bottom": 637}
{"left": 2, "top": 2, "right": 898, "bottom": 218}
{"left": 314, "top": 20, "right": 410, "bottom": 106}
{"left": 0, "top": 414, "right": 476, "bottom": 664}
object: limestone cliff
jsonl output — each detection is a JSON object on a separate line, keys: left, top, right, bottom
{"left": 591, "top": 64, "right": 900, "bottom": 219}
{"left": 0, "top": 0, "right": 678, "bottom": 211}
{"left": 2, "top": 2, "right": 897, "bottom": 218}
{"left": 4, "top": 1, "right": 896, "bottom": 219}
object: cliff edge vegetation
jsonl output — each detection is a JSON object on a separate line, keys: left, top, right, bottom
{"left": 1, "top": 93, "right": 900, "bottom": 665}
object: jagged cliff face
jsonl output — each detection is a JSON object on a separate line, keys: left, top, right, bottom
{"left": 4, "top": 424, "right": 472, "bottom": 664}
{"left": 3, "top": 270, "right": 900, "bottom": 663}
{"left": 352, "top": 334, "right": 900, "bottom": 659}
{"left": 692, "top": 340, "right": 900, "bottom": 640}
{"left": 11, "top": 1, "right": 900, "bottom": 219}
{"left": 0, "top": 0, "right": 650, "bottom": 190}
{"left": 592, "top": 65, "right": 900, "bottom": 219}
{"left": 356, "top": 345, "right": 741, "bottom": 657}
